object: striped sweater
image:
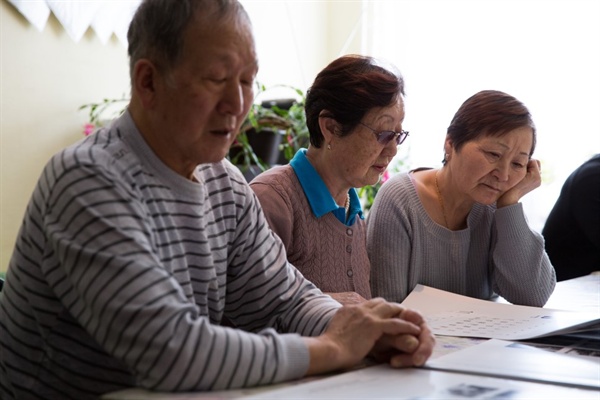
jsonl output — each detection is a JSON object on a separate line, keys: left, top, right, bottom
{"left": 0, "top": 112, "right": 339, "bottom": 399}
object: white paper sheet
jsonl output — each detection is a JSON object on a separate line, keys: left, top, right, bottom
{"left": 401, "top": 285, "right": 600, "bottom": 340}
{"left": 544, "top": 274, "right": 600, "bottom": 314}
{"left": 427, "top": 339, "right": 600, "bottom": 389}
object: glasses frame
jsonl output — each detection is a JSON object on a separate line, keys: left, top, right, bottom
{"left": 359, "top": 121, "right": 409, "bottom": 146}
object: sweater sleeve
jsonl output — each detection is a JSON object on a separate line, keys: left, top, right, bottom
{"left": 491, "top": 203, "right": 556, "bottom": 306}
{"left": 367, "top": 175, "right": 414, "bottom": 303}
{"left": 42, "top": 157, "right": 338, "bottom": 392}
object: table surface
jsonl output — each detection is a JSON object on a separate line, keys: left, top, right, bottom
{"left": 103, "top": 274, "right": 600, "bottom": 399}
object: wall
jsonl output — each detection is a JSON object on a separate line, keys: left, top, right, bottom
{"left": 0, "top": 1, "right": 131, "bottom": 272}
{"left": 242, "top": 1, "right": 364, "bottom": 98}
{"left": 0, "top": 1, "right": 364, "bottom": 272}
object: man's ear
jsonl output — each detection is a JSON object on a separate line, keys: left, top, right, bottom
{"left": 132, "top": 59, "right": 158, "bottom": 109}
{"left": 318, "top": 110, "right": 339, "bottom": 145}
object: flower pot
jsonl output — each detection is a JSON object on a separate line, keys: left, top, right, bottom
{"left": 246, "top": 128, "right": 283, "bottom": 166}
{"left": 229, "top": 128, "right": 283, "bottom": 166}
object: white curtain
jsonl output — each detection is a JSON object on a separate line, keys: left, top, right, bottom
{"left": 362, "top": 0, "right": 600, "bottom": 230}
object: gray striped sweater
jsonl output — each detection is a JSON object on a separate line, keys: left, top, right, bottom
{"left": 0, "top": 112, "right": 339, "bottom": 399}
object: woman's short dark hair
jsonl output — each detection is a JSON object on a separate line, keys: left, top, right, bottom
{"left": 305, "top": 54, "right": 405, "bottom": 148}
{"left": 445, "top": 90, "right": 536, "bottom": 164}
{"left": 127, "top": 0, "right": 249, "bottom": 80}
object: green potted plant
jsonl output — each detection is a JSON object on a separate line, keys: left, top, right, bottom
{"left": 79, "top": 95, "right": 129, "bottom": 135}
{"left": 79, "top": 82, "right": 309, "bottom": 181}
{"left": 229, "top": 83, "right": 309, "bottom": 180}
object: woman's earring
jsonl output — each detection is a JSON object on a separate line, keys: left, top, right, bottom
{"left": 327, "top": 144, "right": 332, "bottom": 150}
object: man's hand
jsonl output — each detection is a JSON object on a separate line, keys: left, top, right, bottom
{"left": 370, "top": 307, "right": 435, "bottom": 367}
{"left": 303, "top": 298, "right": 435, "bottom": 376}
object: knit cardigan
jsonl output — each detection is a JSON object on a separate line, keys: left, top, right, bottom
{"left": 250, "top": 165, "right": 371, "bottom": 299}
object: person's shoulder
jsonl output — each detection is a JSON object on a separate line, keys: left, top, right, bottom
{"left": 384, "top": 170, "right": 410, "bottom": 182}
{"left": 371, "top": 171, "right": 417, "bottom": 213}
{"left": 250, "top": 164, "right": 294, "bottom": 184}
{"left": 250, "top": 164, "right": 294, "bottom": 185}
{"left": 48, "top": 126, "right": 128, "bottom": 175}
{"left": 573, "top": 154, "right": 600, "bottom": 180}
{"left": 380, "top": 170, "right": 413, "bottom": 193}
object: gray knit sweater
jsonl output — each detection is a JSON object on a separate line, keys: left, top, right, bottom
{"left": 367, "top": 172, "right": 556, "bottom": 306}
{"left": 0, "top": 112, "right": 339, "bottom": 399}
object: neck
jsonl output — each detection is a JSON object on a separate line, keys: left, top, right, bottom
{"left": 129, "top": 101, "right": 197, "bottom": 180}
{"left": 435, "top": 168, "right": 472, "bottom": 230}
{"left": 306, "top": 147, "right": 350, "bottom": 205}
{"left": 435, "top": 169, "right": 449, "bottom": 228}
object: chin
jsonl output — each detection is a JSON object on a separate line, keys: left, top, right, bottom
{"left": 364, "top": 175, "right": 381, "bottom": 187}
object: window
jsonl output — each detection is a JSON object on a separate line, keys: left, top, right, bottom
{"left": 363, "top": 0, "right": 600, "bottom": 230}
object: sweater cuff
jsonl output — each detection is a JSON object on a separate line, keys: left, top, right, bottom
{"left": 275, "top": 332, "right": 311, "bottom": 383}
{"left": 494, "top": 203, "right": 531, "bottom": 238}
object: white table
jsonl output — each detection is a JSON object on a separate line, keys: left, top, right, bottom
{"left": 103, "top": 275, "right": 600, "bottom": 399}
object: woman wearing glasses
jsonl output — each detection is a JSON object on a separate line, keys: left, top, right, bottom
{"left": 368, "top": 90, "right": 556, "bottom": 307}
{"left": 250, "top": 54, "right": 407, "bottom": 305}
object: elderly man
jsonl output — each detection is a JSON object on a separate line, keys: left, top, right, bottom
{"left": 0, "top": 1, "right": 434, "bottom": 398}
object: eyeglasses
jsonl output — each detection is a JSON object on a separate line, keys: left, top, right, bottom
{"left": 359, "top": 122, "right": 409, "bottom": 146}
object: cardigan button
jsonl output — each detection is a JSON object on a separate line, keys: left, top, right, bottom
{"left": 346, "top": 228, "right": 353, "bottom": 236}
{"left": 347, "top": 270, "right": 354, "bottom": 277}
{"left": 345, "top": 245, "right": 352, "bottom": 253}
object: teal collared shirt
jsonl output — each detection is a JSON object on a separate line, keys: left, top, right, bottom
{"left": 290, "top": 149, "right": 363, "bottom": 226}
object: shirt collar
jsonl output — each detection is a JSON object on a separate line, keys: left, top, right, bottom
{"left": 290, "top": 149, "right": 364, "bottom": 225}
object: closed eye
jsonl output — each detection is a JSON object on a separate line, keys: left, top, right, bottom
{"left": 486, "top": 151, "right": 501, "bottom": 160}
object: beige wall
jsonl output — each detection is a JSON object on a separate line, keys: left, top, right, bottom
{"left": 0, "top": 1, "right": 131, "bottom": 271}
{"left": 242, "top": 1, "right": 364, "bottom": 95}
{"left": 0, "top": 1, "right": 363, "bottom": 272}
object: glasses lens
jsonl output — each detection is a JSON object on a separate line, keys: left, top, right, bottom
{"left": 398, "top": 131, "right": 409, "bottom": 145}
{"left": 377, "top": 131, "right": 397, "bottom": 145}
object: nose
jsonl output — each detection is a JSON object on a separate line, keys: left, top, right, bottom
{"left": 493, "top": 160, "right": 510, "bottom": 182}
{"left": 384, "top": 138, "right": 399, "bottom": 157}
{"left": 218, "top": 81, "right": 245, "bottom": 117}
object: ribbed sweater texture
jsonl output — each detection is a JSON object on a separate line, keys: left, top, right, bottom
{"left": 0, "top": 112, "right": 339, "bottom": 399}
{"left": 367, "top": 172, "right": 556, "bottom": 306}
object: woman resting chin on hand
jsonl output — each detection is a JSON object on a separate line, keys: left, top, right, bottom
{"left": 367, "top": 90, "right": 556, "bottom": 307}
